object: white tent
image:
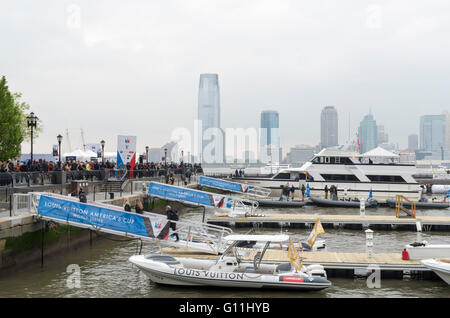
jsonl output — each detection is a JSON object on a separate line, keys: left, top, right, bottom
{"left": 63, "top": 149, "right": 98, "bottom": 161}
{"left": 361, "top": 147, "right": 399, "bottom": 158}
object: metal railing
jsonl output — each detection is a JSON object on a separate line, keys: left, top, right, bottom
{"left": 10, "top": 191, "right": 232, "bottom": 254}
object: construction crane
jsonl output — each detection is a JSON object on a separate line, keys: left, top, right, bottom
{"left": 65, "top": 128, "right": 72, "bottom": 153}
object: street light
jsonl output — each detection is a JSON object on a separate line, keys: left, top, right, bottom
{"left": 145, "top": 146, "right": 149, "bottom": 164}
{"left": 100, "top": 140, "right": 105, "bottom": 164}
{"left": 164, "top": 148, "right": 168, "bottom": 166}
{"left": 26, "top": 112, "right": 38, "bottom": 162}
{"left": 181, "top": 150, "right": 184, "bottom": 163}
{"left": 57, "top": 134, "right": 63, "bottom": 163}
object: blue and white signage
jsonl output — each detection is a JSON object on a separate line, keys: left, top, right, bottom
{"left": 148, "top": 182, "right": 233, "bottom": 209}
{"left": 199, "top": 176, "right": 253, "bottom": 194}
{"left": 37, "top": 195, "right": 169, "bottom": 239}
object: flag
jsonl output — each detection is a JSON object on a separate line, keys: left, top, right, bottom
{"left": 368, "top": 188, "right": 373, "bottom": 199}
{"left": 305, "top": 184, "right": 310, "bottom": 198}
{"left": 288, "top": 238, "right": 303, "bottom": 272}
{"left": 307, "top": 219, "right": 325, "bottom": 247}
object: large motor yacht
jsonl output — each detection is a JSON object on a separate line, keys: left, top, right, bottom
{"left": 234, "top": 147, "right": 422, "bottom": 200}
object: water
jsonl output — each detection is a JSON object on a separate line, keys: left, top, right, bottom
{"left": 1, "top": 205, "right": 450, "bottom": 298}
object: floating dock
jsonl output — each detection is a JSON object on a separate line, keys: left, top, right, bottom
{"left": 162, "top": 248, "right": 437, "bottom": 280}
{"left": 207, "top": 214, "right": 450, "bottom": 231}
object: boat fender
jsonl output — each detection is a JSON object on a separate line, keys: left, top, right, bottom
{"left": 402, "top": 249, "right": 409, "bottom": 261}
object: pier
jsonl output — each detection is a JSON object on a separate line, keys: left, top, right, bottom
{"left": 162, "top": 248, "right": 437, "bottom": 280}
{"left": 207, "top": 213, "right": 450, "bottom": 231}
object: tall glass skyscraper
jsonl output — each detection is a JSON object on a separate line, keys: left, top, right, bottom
{"left": 320, "top": 106, "right": 338, "bottom": 149}
{"left": 358, "top": 113, "right": 378, "bottom": 153}
{"left": 260, "top": 111, "right": 281, "bottom": 163}
{"left": 420, "top": 115, "right": 446, "bottom": 155}
{"left": 197, "top": 74, "right": 223, "bottom": 163}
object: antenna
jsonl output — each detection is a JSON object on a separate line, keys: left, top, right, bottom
{"left": 80, "top": 128, "right": 86, "bottom": 151}
{"left": 65, "top": 128, "right": 72, "bottom": 152}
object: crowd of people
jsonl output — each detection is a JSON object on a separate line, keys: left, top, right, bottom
{"left": 0, "top": 158, "right": 203, "bottom": 187}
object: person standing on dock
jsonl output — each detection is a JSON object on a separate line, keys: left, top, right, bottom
{"left": 124, "top": 199, "right": 131, "bottom": 212}
{"left": 166, "top": 205, "right": 179, "bottom": 241}
{"left": 290, "top": 185, "right": 295, "bottom": 200}
{"left": 78, "top": 187, "right": 87, "bottom": 203}
{"left": 324, "top": 185, "right": 329, "bottom": 199}
{"left": 301, "top": 184, "right": 306, "bottom": 200}
{"left": 135, "top": 199, "right": 144, "bottom": 214}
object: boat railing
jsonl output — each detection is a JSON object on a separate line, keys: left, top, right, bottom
{"left": 167, "top": 219, "right": 233, "bottom": 254}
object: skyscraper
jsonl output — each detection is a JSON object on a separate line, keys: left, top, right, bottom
{"left": 320, "top": 106, "right": 338, "bottom": 149}
{"left": 420, "top": 115, "right": 446, "bottom": 156}
{"left": 408, "top": 134, "right": 418, "bottom": 150}
{"left": 358, "top": 113, "right": 378, "bottom": 153}
{"left": 197, "top": 74, "right": 224, "bottom": 163}
{"left": 260, "top": 110, "right": 281, "bottom": 163}
{"left": 444, "top": 111, "right": 450, "bottom": 151}
{"left": 377, "top": 125, "right": 389, "bottom": 144}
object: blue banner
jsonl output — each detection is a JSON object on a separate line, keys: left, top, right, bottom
{"left": 199, "top": 176, "right": 253, "bottom": 193}
{"left": 148, "top": 182, "right": 215, "bottom": 206}
{"left": 37, "top": 195, "right": 168, "bottom": 239}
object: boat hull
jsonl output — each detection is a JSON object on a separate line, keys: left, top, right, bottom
{"left": 421, "top": 259, "right": 450, "bottom": 285}
{"left": 386, "top": 199, "right": 450, "bottom": 210}
{"left": 310, "top": 196, "right": 378, "bottom": 208}
{"left": 130, "top": 256, "right": 331, "bottom": 291}
{"left": 253, "top": 199, "right": 306, "bottom": 208}
{"left": 406, "top": 244, "right": 450, "bottom": 260}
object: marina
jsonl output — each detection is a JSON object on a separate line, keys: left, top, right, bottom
{"left": 2, "top": 1, "right": 450, "bottom": 302}
{"left": 207, "top": 213, "right": 450, "bottom": 231}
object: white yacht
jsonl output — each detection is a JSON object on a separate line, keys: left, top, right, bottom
{"left": 235, "top": 147, "right": 422, "bottom": 200}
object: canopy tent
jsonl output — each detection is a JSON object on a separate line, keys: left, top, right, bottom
{"left": 360, "top": 147, "right": 399, "bottom": 158}
{"left": 63, "top": 149, "right": 98, "bottom": 161}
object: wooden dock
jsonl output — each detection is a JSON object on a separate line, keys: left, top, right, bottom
{"left": 207, "top": 213, "right": 450, "bottom": 231}
{"left": 162, "top": 248, "right": 435, "bottom": 279}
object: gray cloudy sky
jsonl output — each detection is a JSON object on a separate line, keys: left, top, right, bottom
{"left": 1, "top": 0, "right": 449, "bottom": 156}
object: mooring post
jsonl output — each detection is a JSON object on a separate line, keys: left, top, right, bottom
{"left": 360, "top": 197, "right": 366, "bottom": 218}
{"left": 365, "top": 229, "right": 374, "bottom": 259}
{"left": 41, "top": 221, "right": 45, "bottom": 267}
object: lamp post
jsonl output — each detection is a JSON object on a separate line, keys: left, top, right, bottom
{"left": 57, "top": 134, "right": 63, "bottom": 163}
{"left": 164, "top": 148, "right": 168, "bottom": 165}
{"left": 145, "top": 146, "right": 149, "bottom": 164}
{"left": 181, "top": 150, "right": 184, "bottom": 163}
{"left": 26, "top": 112, "right": 38, "bottom": 162}
{"left": 100, "top": 140, "right": 105, "bottom": 164}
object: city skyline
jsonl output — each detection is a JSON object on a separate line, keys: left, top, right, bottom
{"left": 2, "top": 1, "right": 449, "bottom": 158}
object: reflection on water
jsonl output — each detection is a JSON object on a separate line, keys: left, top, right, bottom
{"left": 1, "top": 205, "right": 450, "bottom": 298}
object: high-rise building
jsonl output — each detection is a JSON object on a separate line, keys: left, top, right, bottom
{"left": 408, "top": 134, "right": 419, "bottom": 150}
{"left": 320, "top": 106, "right": 338, "bottom": 149}
{"left": 197, "top": 74, "right": 224, "bottom": 163}
{"left": 444, "top": 111, "right": 450, "bottom": 151}
{"left": 260, "top": 110, "right": 281, "bottom": 163}
{"left": 420, "top": 115, "right": 446, "bottom": 157}
{"left": 377, "top": 125, "right": 389, "bottom": 144}
{"left": 358, "top": 113, "right": 378, "bottom": 153}
{"left": 284, "top": 145, "right": 315, "bottom": 165}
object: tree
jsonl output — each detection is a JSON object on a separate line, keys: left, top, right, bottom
{"left": 0, "top": 76, "right": 42, "bottom": 162}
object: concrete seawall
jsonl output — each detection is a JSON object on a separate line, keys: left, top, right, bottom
{"left": 0, "top": 193, "right": 147, "bottom": 273}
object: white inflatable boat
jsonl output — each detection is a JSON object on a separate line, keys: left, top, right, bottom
{"left": 405, "top": 242, "right": 450, "bottom": 260}
{"left": 421, "top": 259, "right": 450, "bottom": 285}
{"left": 129, "top": 234, "right": 331, "bottom": 291}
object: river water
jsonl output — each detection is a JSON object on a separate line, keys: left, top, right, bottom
{"left": 1, "top": 205, "right": 450, "bottom": 298}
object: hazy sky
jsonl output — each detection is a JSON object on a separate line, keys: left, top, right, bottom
{"left": 1, "top": 0, "right": 449, "bottom": 156}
